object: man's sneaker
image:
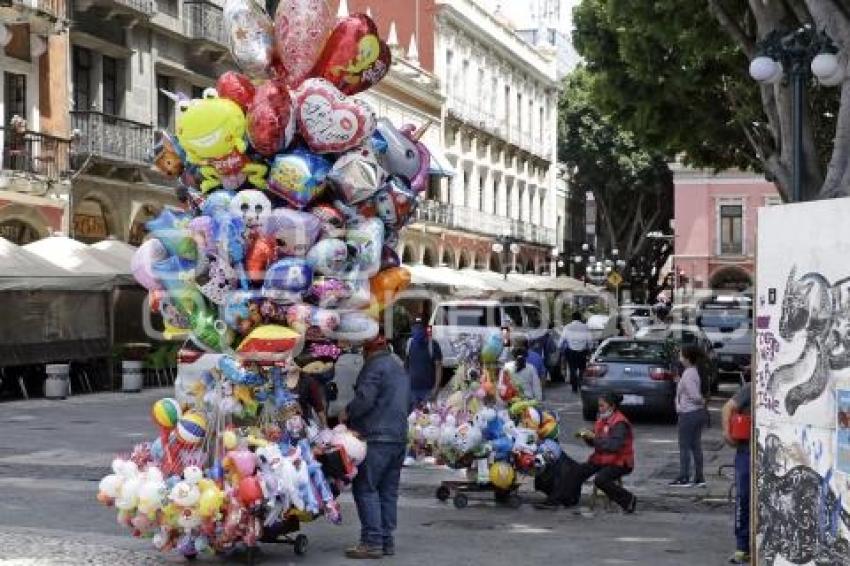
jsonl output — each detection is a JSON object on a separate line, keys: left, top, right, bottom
{"left": 624, "top": 495, "right": 637, "bottom": 514}
{"left": 729, "top": 550, "right": 750, "bottom": 564}
{"left": 692, "top": 479, "right": 707, "bottom": 488}
{"left": 668, "top": 478, "right": 690, "bottom": 487}
{"left": 345, "top": 544, "right": 382, "bottom": 559}
{"left": 383, "top": 545, "right": 395, "bottom": 557}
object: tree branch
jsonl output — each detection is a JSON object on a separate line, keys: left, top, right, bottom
{"left": 708, "top": 0, "right": 756, "bottom": 58}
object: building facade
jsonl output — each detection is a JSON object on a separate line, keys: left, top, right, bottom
{"left": 673, "top": 167, "right": 781, "bottom": 295}
{"left": 336, "top": 0, "right": 560, "bottom": 275}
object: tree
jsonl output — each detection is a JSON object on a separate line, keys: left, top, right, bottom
{"left": 572, "top": 0, "right": 848, "bottom": 201}
{"left": 558, "top": 70, "right": 673, "bottom": 299}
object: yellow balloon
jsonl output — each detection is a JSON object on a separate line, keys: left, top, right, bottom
{"left": 161, "top": 503, "right": 180, "bottom": 527}
{"left": 223, "top": 430, "right": 238, "bottom": 450}
{"left": 198, "top": 486, "right": 224, "bottom": 518}
{"left": 489, "top": 461, "right": 516, "bottom": 490}
{"left": 197, "top": 478, "right": 215, "bottom": 493}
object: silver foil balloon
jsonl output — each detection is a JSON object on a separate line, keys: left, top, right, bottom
{"left": 223, "top": 0, "right": 275, "bottom": 79}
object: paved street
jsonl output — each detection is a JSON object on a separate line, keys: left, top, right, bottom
{"left": 0, "top": 383, "right": 739, "bottom": 565}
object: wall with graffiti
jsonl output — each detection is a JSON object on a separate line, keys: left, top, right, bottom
{"left": 756, "top": 200, "right": 850, "bottom": 565}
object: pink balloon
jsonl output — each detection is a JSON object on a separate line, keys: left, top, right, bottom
{"left": 131, "top": 239, "right": 168, "bottom": 290}
{"left": 274, "top": 0, "right": 334, "bottom": 88}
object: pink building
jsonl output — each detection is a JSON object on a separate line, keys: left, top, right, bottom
{"left": 673, "top": 167, "right": 781, "bottom": 294}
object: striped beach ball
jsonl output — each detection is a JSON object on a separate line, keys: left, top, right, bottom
{"left": 176, "top": 412, "right": 207, "bottom": 446}
{"left": 151, "top": 398, "right": 182, "bottom": 430}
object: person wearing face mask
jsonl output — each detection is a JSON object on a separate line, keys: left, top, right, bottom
{"left": 547, "top": 391, "right": 637, "bottom": 512}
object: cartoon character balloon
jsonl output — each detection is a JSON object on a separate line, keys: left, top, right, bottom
{"left": 373, "top": 118, "right": 431, "bottom": 193}
{"left": 310, "top": 14, "right": 391, "bottom": 95}
{"left": 266, "top": 208, "right": 321, "bottom": 257}
{"left": 267, "top": 148, "right": 331, "bottom": 208}
{"left": 176, "top": 89, "right": 268, "bottom": 193}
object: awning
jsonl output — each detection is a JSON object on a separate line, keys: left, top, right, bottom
{"left": 0, "top": 237, "right": 113, "bottom": 291}
{"left": 423, "top": 140, "right": 456, "bottom": 177}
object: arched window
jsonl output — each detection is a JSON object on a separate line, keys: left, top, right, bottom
{"left": 0, "top": 219, "right": 41, "bottom": 245}
{"left": 422, "top": 247, "right": 436, "bottom": 267}
{"left": 73, "top": 198, "right": 111, "bottom": 243}
{"left": 401, "top": 245, "right": 414, "bottom": 265}
{"left": 129, "top": 204, "right": 161, "bottom": 246}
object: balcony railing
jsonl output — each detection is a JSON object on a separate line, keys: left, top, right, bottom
{"left": 71, "top": 111, "right": 153, "bottom": 165}
{"left": 414, "top": 200, "right": 555, "bottom": 246}
{"left": 1, "top": 127, "right": 72, "bottom": 180}
{"left": 3, "top": 0, "right": 65, "bottom": 20}
{"left": 116, "top": 0, "right": 154, "bottom": 14}
{"left": 184, "top": 0, "right": 226, "bottom": 46}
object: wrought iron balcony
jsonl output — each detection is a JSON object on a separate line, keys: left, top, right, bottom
{"left": 1, "top": 127, "right": 72, "bottom": 180}
{"left": 413, "top": 200, "right": 555, "bottom": 246}
{"left": 183, "top": 0, "right": 226, "bottom": 47}
{"left": 74, "top": 0, "right": 154, "bottom": 17}
{"left": 70, "top": 111, "right": 153, "bottom": 165}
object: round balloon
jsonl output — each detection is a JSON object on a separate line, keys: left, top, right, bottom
{"left": 223, "top": 0, "right": 274, "bottom": 79}
{"left": 216, "top": 71, "right": 256, "bottom": 111}
{"left": 328, "top": 310, "right": 379, "bottom": 343}
{"left": 238, "top": 475, "right": 264, "bottom": 506}
{"left": 489, "top": 461, "right": 515, "bottom": 490}
{"left": 370, "top": 266, "right": 410, "bottom": 304}
{"left": 176, "top": 412, "right": 207, "bottom": 445}
{"left": 267, "top": 148, "right": 331, "bottom": 208}
{"left": 306, "top": 238, "right": 349, "bottom": 276}
{"left": 273, "top": 0, "right": 334, "bottom": 88}
{"left": 131, "top": 239, "right": 168, "bottom": 290}
{"left": 152, "top": 398, "right": 182, "bottom": 429}
{"left": 263, "top": 257, "right": 313, "bottom": 292}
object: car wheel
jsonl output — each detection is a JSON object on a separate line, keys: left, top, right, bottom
{"left": 582, "top": 402, "right": 596, "bottom": 421}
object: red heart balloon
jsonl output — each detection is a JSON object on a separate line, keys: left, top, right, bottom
{"left": 216, "top": 71, "right": 256, "bottom": 111}
{"left": 247, "top": 79, "right": 294, "bottom": 156}
{"left": 310, "top": 13, "right": 391, "bottom": 96}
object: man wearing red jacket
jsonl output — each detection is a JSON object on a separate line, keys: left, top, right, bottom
{"left": 550, "top": 391, "right": 637, "bottom": 512}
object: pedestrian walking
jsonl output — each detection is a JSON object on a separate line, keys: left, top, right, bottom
{"left": 340, "top": 334, "right": 411, "bottom": 559}
{"left": 501, "top": 347, "right": 543, "bottom": 401}
{"left": 512, "top": 335, "right": 547, "bottom": 382}
{"left": 722, "top": 372, "right": 752, "bottom": 564}
{"left": 544, "top": 392, "right": 637, "bottom": 513}
{"left": 404, "top": 318, "right": 443, "bottom": 406}
{"left": 670, "top": 346, "right": 708, "bottom": 488}
{"left": 560, "top": 312, "right": 591, "bottom": 392}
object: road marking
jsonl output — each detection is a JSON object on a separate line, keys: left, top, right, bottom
{"left": 0, "top": 449, "right": 112, "bottom": 468}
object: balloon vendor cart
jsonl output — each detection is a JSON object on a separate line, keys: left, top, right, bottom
{"left": 96, "top": 0, "right": 433, "bottom": 561}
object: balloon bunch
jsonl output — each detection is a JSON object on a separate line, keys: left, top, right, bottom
{"left": 406, "top": 333, "right": 561, "bottom": 488}
{"left": 139, "top": 0, "right": 425, "bottom": 357}
{"left": 98, "top": 385, "right": 368, "bottom": 558}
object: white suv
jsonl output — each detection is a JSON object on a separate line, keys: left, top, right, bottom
{"left": 428, "top": 299, "right": 548, "bottom": 369}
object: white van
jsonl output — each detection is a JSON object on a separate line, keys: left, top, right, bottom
{"left": 428, "top": 299, "right": 547, "bottom": 369}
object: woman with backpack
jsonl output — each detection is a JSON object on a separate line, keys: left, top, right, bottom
{"left": 670, "top": 345, "right": 708, "bottom": 487}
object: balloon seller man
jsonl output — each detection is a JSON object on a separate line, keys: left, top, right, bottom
{"left": 339, "top": 332, "right": 411, "bottom": 559}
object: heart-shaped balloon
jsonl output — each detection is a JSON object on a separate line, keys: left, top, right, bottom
{"left": 273, "top": 0, "right": 334, "bottom": 88}
{"left": 293, "top": 78, "right": 376, "bottom": 154}
{"left": 311, "top": 13, "right": 391, "bottom": 95}
{"left": 223, "top": 0, "right": 275, "bottom": 79}
{"left": 216, "top": 71, "right": 256, "bottom": 111}
{"left": 247, "top": 80, "right": 295, "bottom": 157}
{"left": 267, "top": 148, "right": 331, "bottom": 208}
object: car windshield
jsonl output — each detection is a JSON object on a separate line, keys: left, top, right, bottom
{"left": 524, "top": 306, "right": 543, "bottom": 329}
{"left": 434, "top": 306, "right": 500, "bottom": 327}
{"left": 698, "top": 310, "right": 751, "bottom": 330}
{"left": 503, "top": 305, "right": 524, "bottom": 327}
{"left": 596, "top": 341, "right": 670, "bottom": 363}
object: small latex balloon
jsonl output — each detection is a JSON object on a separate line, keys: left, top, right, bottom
{"left": 263, "top": 258, "right": 313, "bottom": 292}
{"left": 267, "top": 148, "right": 331, "bottom": 208}
{"left": 223, "top": 0, "right": 275, "bottom": 79}
{"left": 374, "top": 119, "right": 431, "bottom": 193}
{"left": 247, "top": 79, "right": 295, "bottom": 157}
{"left": 152, "top": 131, "right": 186, "bottom": 177}
{"left": 481, "top": 333, "right": 504, "bottom": 364}
{"left": 152, "top": 398, "right": 182, "bottom": 430}
{"left": 358, "top": 176, "right": 417, "bottom": 228}
{"left": 216, "top": 71, "right": 256, "bottom": 111}
{"left": 310, "top": 203, "right": 346, "bottom": 238}
{"left": 306, "top": 238, "right": 349, "bottom": 276}
{"left": 131, "top": 239, "right": 168, "bottom": 290}
{"left": 293, "top": 78, "right": 377, "bottom": 154}
{"left": 273, "top": 0, "right": 334, "bottom": 88}
{"left": 328, "top": 310, "right": 379, "bottom": 343}
{"left": 176, "top": 412, "right": 207, "bottom": 446}
{"left": 236, "top": 324, "right": 302, "bottom": 361}
{"left": 238, "top": 475, "right": 264, "bottom": 506}
{"left": 310, "top": 13, "right": 391, "bottom": 95}
{"left": 198, "top": 485, "right": 225, "bottom": 518}
{"left": 327, "top": 144, "right": 384, "bottom": 204}
{"left": 266, "top": 208, "right": 321, "bottom": 257}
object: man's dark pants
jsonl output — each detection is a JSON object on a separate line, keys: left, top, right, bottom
{"left": 734, "top": 448, "right": 750, "bottom": 553}
{"left": 352, "top": 442, "right": 407, "bottom": 550}
{"left": 565, "top": 348, "right": 587, "bottom": 392}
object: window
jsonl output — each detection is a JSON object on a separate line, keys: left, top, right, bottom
{"left": 427, "top": 176, "right": 440, "bottom": 201}
{"left": 517, "top": 92, "right": 522, "bottom": 131}
{"left": 528, "top": 99, "right": 533, "bottom": 135}
{"left": 490, "top": 77, "right": 498, "bottom": 116}
{"left": 157, "top": 75, "right": 174, "bottom": 130}
{"left": 102, "top": 56, "right": 121, "bottom": 116}
{"left": 477, "top": 68, "right": 485, "bottom": 110}
{"left": 433, "top": 306, "right": 500, "bottom": 327}
{"left": 524, "top": 306, "right": 543, "bottom": 329}
{"left": 461, "top": 59, "right": 469, "bottom": 98}
{"left": 764, "top": 195, "right": 782, "bottom": 207}
{"left": 445, "top": 50, "right": 453, "bottom": 97}
{"left": 502, "top": 305, "right": 524, "bottom": 327}
{"left": 73, "top": 47, "right": 92, "bottom": 111}
{"left": 518, "top": 185, "right": 525, "bottom": 220}
{"left": 506, "top": 181, "right": 513, "bottom": 218}
{"left": 192, "top": 85, "right": 205, "bottom": 100}
{"left": 719, "top": 204, "right": 743, "bottom": 255}
{"left": 538, "top": 107, "right": 544, "bottom": 142}
{"left": 478, "top": 174, "right": 485, "bottom": 211}
{"left": 4, "top": 73, "right": 26, "bottom": 125}
{"left": 504, "top": 85, "right": 510, "bottom": 124}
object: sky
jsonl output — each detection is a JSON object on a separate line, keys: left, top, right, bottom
{"left": 475, "top": 0, "right": 580, "bottom": 34}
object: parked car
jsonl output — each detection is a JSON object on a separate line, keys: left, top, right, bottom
{"left": 636, "top": 323, "right": 720, "bottom": 394}
{"left": 173, "top": 346, "right": 223, "bottom": 405}
{"left": 696, "top": 307, "right": 752, "bottom": 381}
{"left": 428, "top": 300, "right": 548, "bottom": 370}
{"left": 580, "top": 338, "right": 679, "bottom": 421}
{"left": 620, "top": 304, "right": 654, "bottom": 329}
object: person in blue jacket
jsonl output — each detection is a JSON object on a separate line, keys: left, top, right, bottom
{"left": 340, "top": 333, "right": 411, "bottom": 559}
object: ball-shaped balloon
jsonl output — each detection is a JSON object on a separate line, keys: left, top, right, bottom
{"left": 176, "top": 412, "right": 207, "bottom": 446}
{"left": 480, "top": 334, "right": 504, "bottom": 364}
{"left": 489, "top": 461, "right": 516, "bottom": 490}
{"left": 151, "top": 398, "right": 182, "bottom": 430}
{"left": 238, "top": 475, "right": 264, "bottom": 506}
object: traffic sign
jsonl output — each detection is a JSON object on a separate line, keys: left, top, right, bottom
{"left": 607, "top": 271, "right": 623, "bottom": 287}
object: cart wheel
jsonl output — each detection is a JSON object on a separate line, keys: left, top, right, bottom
{"left": 436, "top": 485, "right": 451, "bottom": 501}
{"left": 507, "top": 493, "right": 522, "bottom": 509}
{"left": 453, "top": 493, "right": 469, "bottom": 509}
{"left": 184, "top": 554, "right": 197, "bottom": 562}
{"left": 294, "top": 534, "right": 309, "bottom": 556}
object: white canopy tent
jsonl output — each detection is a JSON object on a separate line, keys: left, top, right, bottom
{"left": 89, "top": 238, "right": 137, "bottom": 275}
{"left": 0, "top": 237, "right": 112, "bottom": 291}
{"left": 25, "top": 236, "right": 136, "bottom": 285}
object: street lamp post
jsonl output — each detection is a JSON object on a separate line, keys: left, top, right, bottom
{"left": 492, "top": 234, "right": 520, "bottom": 281}
{"left": 749, "top": 25, "right": 843, "bottom": 202}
